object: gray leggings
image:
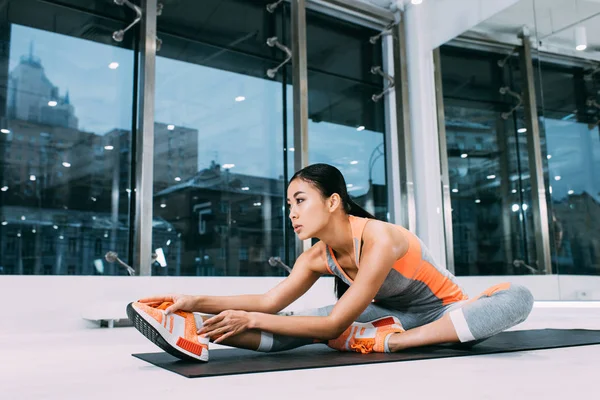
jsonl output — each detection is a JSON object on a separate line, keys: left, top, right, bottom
{"left": 258, "top": 283, "right": 534, "bottom": 352}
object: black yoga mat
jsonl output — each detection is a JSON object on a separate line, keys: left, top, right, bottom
{"left": 132, "top": 329, "right": 600, "bottom": 378}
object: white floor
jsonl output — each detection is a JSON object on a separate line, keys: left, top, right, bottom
{"left": 3, "top": 305, "right": 599, "bottom": 400}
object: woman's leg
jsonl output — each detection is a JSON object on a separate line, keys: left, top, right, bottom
{"left": 387, "top": 283, "right": 534, "bottom": 352}
{"left": 214, "top": 302, "right": 420, "bottom": 353}
{"left": 194, "top": 308, "right": 334, "bottom": 352}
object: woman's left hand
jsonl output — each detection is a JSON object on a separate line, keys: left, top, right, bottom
{"left": 198, "top": 310, "right": 254, "bottom": 344}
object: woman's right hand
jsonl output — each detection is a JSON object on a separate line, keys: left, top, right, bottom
{"left": 137, "top": 294, "right": 199, "bottom": 314}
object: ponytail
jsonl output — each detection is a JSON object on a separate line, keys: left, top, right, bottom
{"left": 346, "top": 198, "right": 376, "bottom": 219}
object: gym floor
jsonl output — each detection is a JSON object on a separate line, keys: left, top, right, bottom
{"left": 3, "top": 304, "right": 598, "bottom": 400}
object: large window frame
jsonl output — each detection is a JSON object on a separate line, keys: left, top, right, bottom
{"left": 131, "top": 0, "right": 409, "bottom": 275}
{"left": 436, "top": 33, "right": 600, "bottom": 279}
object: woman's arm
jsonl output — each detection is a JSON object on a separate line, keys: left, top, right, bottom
{"left": 203, "top": 222, "right": 409, "bottom": 341}
{"left": 141, "top": 244, "right": 326, "bottom": 315}
{"left": 196, "top": 249, "right": 323, "bottom": 314}
{"left": 193, "top": 294, "right": 277, "bottom": 314}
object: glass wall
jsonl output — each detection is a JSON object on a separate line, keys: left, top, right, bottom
{"left": 539, "top": 58, "right": 600, "bottom": 279}
{"left": 438, "top": 45, "right": 539, "bottom": 276}
{"left": 0, "top": 1, "right": 390, "bottom": 277}
{"left": 151, "top": 0, "right": 292, "bottom": 277}
{"left": 438, "top": 0, "right": 600, "bottom": 298}
{"left": 530, "top": 0, "right": 600, "bottom": 286}
{"left": 306, "top": 11, "right": 388, "bottom": 220}
{"left": 0, "top": 0, "right": 136, "bottom": 275}
{"left": 147, "top": 2, "right": 388, "bottom": 276}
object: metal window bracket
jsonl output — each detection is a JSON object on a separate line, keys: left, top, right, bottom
{"left": 513, "top": 259, "right": 539, "bottom": 274}
{"left": 105, "top": 251, "right": 136, "bottom": 276}
{"left": 105, "top": 250, "right": 161, "bottom": 275}
{"left": 371, "top": 66, "right": 394, "bottom": 102}
{"left": 266, "top": 37, "right": 292, "bottom": 78}
{"left": 586, "top": 98, "right": 600, "bottom": 110}
{"left": 268, "top": 256, "right": 292, "bottom": 274}
{"left": 266, "top": 0, "right": 284, "bottom": 13}
{"left": 497, "top": 47, "right": 519, "bottom": 68}
{"left": 584, "top": 65, "right": 600, "bottom": 81}
{"left": 586, "top": 98, "right": 600, "bottom": 128}
{"left": 369, "top": 21, "right": 396, "bottom": 44}
{"left": 112, "top": 0, "right": 163, "bottom": 51}
{"left": 499, "top": 86, "right": 523, "bottom": 119}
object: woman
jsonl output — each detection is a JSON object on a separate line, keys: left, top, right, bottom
{"left": 128, "top": 163, "right": 534, "bottom": 362}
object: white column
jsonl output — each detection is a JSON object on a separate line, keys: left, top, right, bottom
{"left": 403, "top": 3, "right": 446, "bottom": 267}
{"left": 399, "top": 0, "right": 524, "bottom": 268}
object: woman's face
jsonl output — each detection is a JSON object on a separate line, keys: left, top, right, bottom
{"left": 286, "top": 179, "right": 331, "bottom": 240}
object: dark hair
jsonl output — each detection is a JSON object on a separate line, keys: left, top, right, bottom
{"left": 290, "top": 163, "right": 378, "bottom": 299}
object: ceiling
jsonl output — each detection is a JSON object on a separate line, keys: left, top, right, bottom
{"left": 470, "top": 0, "right": 600, "bottom": 57}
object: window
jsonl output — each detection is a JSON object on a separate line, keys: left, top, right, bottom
{"left": 539, "top": 60, "right": 600, "bottom": 276}
{"left": 306, "top": 10, "right": 389, "bottom": 222}
{"left": 43, "top": 236, "right": 54, "bottom": 253}
{"left": 0, "top": 0, "right": 134, "bottom": 275}
{"left": 152, "top": 0, "right": 291, "bottom": 276}
{"left": 68, "top": 238, "right": 77, "bottom": 254}
{"left": 6, "top": 237, "right": 16, "bottom": 253}
{"left": 440, "top": 45, "right": 536, "bottom": 276}
{"left": 95, "top": 238, "right": 102, "bottom": 255}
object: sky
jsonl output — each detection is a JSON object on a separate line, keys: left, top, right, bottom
{"left": 9, "top": 23, "right": 387, "bottom": 192}
{"left": 544, "top": 118, "right": 600, "bottom": 202}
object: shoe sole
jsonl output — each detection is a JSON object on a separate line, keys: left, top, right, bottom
{"left": 126, "top": 303, "right": 208, "bottom": 362}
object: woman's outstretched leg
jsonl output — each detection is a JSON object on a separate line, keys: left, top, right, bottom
{"left": 386, "top": 283, "right": 534, "bottom": 351}
{"left": 216, "top": 302, "right": 415, "bottom": 353}
{"left": 131, "top": 300, "right": 390, "bottom": 358}
{"left": 192, "top": 306, "right": 334, "bottom": 353}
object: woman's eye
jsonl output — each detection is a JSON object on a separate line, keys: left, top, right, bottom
{"left": 297, "top": 199, "right": 304, "bottom": 204}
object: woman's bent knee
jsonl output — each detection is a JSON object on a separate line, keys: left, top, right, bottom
{"left": 509, "top": 284, "right": 534, "bottom": 323}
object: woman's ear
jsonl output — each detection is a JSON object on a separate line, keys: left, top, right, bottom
{"left": 328, "top": 193, "right": 343, "bottom": 213}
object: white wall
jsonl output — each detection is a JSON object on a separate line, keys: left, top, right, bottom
{"left": 0, "top": 276, "right": 336, "bottom": 334}
{"left": 424, "top": 0, "right": 522, "bottom": 48}
{"left": 3, "top": 274, "right": 599, "bottom": 335}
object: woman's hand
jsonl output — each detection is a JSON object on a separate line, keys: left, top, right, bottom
{"left": 137, "top": 294, "right": 198, "bottom": 314}
{"left": 199, "top": 310, "right": 255, "bottom": 344}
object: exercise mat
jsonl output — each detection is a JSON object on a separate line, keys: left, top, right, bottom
{"left": 132, "top": 329, "right": 600, "bottom": 378}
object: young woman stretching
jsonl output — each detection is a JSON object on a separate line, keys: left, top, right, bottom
{"left": 127, "top": 163, "right": 534, "bottom": 362}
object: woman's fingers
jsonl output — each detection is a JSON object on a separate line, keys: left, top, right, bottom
{"left": 213, "top": 331, "right": 235, "bottom": 344}
{"left": 202, "top": 313, "right": 225, "bottom": 327}
{"left": 137, "top": 295, "right": 174, "bottom": 304}
{"left": 203, "top": 325, "right": 230, "bottom": 338}
{"left": 164, "top": 303, "right": 180, "bottom": 314}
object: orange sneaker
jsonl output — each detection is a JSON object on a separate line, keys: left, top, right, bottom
{"left": 327, "top": 316, "right": 404, "bottom": 354}
{"left": 127, "top": 301, "right": 209, "bottom": 362}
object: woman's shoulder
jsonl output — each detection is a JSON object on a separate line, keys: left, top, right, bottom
{"left": 295, "top": 241, "right": 330, "bottom": 274}
{"left": 362, "top": 219, "right": 409, "bottom": 258}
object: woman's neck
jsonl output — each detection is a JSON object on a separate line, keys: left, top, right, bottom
{"left": 317, "top": 214, "right": 354, "bottom": 257}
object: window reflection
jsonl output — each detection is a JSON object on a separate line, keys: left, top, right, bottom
{"left": 152, "top": 1, "right": 290, "bottom": 277}
{"left": 539, "top": 61, "right": 600, "bottom": 276}
{"left": 0, "top": 6, "right": 134, "bottom": 276}
{"left": 440, "top": 46, "right": 537, "bottom": 276}
{"left": 306, "top": 10, "right": 388, "bottom": 221}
